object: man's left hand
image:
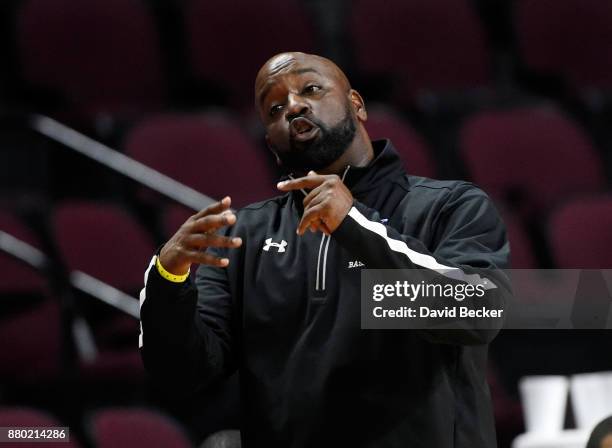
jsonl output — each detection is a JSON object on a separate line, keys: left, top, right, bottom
{"left": 277, "top": 171, "right": 353, "bottom": 236}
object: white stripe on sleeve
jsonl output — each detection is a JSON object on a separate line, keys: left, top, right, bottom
{"left": 138, "top": 255, "right": 156, "bottom": 348}
{"left": 346, "top": 207, "right": 497, "bottom": 290}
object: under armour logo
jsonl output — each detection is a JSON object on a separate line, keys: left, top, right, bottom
{"left": 263, "top": 238, "right": 288, "bottom": 253}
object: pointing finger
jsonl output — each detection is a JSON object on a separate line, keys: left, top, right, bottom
{"left": 277, "top": 175, "right": 328, "bottom": 192}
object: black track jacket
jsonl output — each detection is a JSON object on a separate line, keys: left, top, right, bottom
{"left": 139, "top": 140, "right": 510, "bottom": 448}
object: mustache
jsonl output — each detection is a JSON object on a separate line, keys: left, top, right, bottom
{"left": 289, "top": 114, "right": 325, "bottom": 131}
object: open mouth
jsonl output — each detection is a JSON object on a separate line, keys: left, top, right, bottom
{"left": 290, "top": 117, "right": 320, "bottom": 142}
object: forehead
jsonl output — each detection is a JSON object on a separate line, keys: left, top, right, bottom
{"left": 255, "top": 55, "right": 336, "bottom": 103}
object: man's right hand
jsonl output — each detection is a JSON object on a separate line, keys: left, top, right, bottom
{"left": 159, "top": 196, "right": 242, "bottom": 275}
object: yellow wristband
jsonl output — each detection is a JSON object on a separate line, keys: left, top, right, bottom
{"left": 156, "top": 256, "right": 190, "bottom": 283}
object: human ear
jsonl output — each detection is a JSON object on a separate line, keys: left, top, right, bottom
{"left": 349, "top": 89, "right": 367, "bottom": 122}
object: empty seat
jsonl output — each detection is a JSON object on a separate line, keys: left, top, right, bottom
{"left": 51, "top": 201, "right": 153, "bottom": 360}
{"left": 0, "top": 299, "right": 62, "bottom": 382}
{"left": 163, "top": 204, "right": 193, "bottom": 240}
{"left": 459, "top": 106, "right": 606, "bottom": 217}
{"left": 0, "top": 211, "right": 47, "bottom": 296}
{"left": 124, "top": 113, "right": 277, "bottom": 209}
{"left": 80, "top": 348, "right": 145, "bottom": 384}
{"left": 185, "top": 0, "right": 316, "bottom": 108}
{"left": 0, "top": 407, "right": 80, "bottom": 447}
{"left": 548, "top": 195, "right": 612, "bottom": 268}
{"left": 90, "top": 408, "right": 192, "bottom": 448}
{"left": 52, "top": 201, "right": 155, "bottom": 293}
{"left": 516, "top": 0, "right": 612, "bottom": 90}
{"left": 0, "top": 213, "right": 61, "bottom": 383}
{"left": 17, "top": 0, "right": 166, "bottom": 118}
{"left": 350, "top": 0, "right": 490, "bottom": 103}
{"left": 365, "top": 107, "right": 436, "bottom": 177}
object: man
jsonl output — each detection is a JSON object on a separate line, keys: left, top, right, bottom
{"left": 139, "top": 52, "right": 510, "bottom": 447}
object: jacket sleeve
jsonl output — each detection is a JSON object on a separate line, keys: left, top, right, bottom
{"left": 138, "top": 247, "right": 236, "bottom": 394}
{"left": 332, "top": 183, "right": 511, "bottom": 345}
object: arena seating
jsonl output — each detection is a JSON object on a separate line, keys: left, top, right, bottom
{"left": 365, "top": 106, "right": 437, "bottom": 178}
{"left": 50, "top": 201, "right": 151, "bottom": 381}
{"left": 3, "top": 1, "right": 612, "bottom": 446}
{"left": 0, "top": 211, "right": 47, "bottom": 296}
{"left": 89, "top": 408, "right": 193, "bottom": 448}
{"left": 0, "top": 407, "right": 81, "bottom": 448}
{"left": 350, "top": 0, "right": 490, "bottom": 105}
{"left": 162, "top": 204, "right": 193, "bottom": 240}
{"left": 548, "top": 195, "right": 612, "bottom": 268}
{"left": 16, "top": 0, "right": 166, "bottom": 118}
{"left": 516, "top": 0, "right": 612, "bottom": 90}
{"left": 0, "top": 299, "right": 62, "bottom": 383}
{"left": 459, "top": 105, "right": 606, "bottom": 219}
{"left": 184, "top": 0, "right": 316, "bottom": 109}
{"left": 0, "top": 406, "right": 196, "bottom": 447}
{"left": 51, "top": 201, "right": 155, "bottom": 294}
{"left": 0, "top": 213, "right": 61, "bottom": 383}
{"left": 124, "top": 113, "right": 277, "bottom": 209}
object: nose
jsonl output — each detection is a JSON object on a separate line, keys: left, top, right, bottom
{"left": 285, "top": 93, "right": 310, "bottom": 122}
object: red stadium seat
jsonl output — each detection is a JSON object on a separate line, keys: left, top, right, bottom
{"left": 51, "top": 201, "right": 156, "bottom": 293}
{"left": 0, "top": 213, "right": 61, "bottom": 383}
{"left": 163, "top": 204, "right": 193, "bottom": 240}
{"left": 90, "top": 408, "right": 193, "bottom": 448}
{"left": 0, "top": 299, "right": 62, "bottom": 382}
{"left": 365, "top": 107, "right": 436, "bottom": 178}
{"left": 516, "top": 0, "right": 612, "bottom": 90}
{"left": 185, "top": 0, "right": 316, "bottom": 108}
{"left": 0, "top": 407, "right": 80, "bottom": 448}
{"left": 350, "top": 0, "right": 490, "bottom": 104}
{"left": 0, "top": 212, "right": 47, "bottom": 295}
{"left": 459, "top": 106, "right": 606, "bottom": 218}
{"left": 51, "top": 202, "right": 152, "bottom": 358}
{"left": 17, "top": 0, "right": 166, "bottom": 118}
{"left": 548, "top": 195, "right": 612, "bottom": 268}
{"left": 80, "top": 349, "right": 145, "bottom": 384}
{"left": 124, "top": 113, "right": 277, "bottom": 209}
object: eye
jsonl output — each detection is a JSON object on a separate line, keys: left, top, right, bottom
{"left": 269, "top": 104, "right": 283, "bottom": 117}
{"left": 303, "top": 84, "right": 321, "bottom": 94}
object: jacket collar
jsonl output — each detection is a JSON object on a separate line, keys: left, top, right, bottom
{"left": 342, "top": 139, "right": 406, "bottom": 196}
{"left": 287, "top": 139, "right": 407, "bottom": 204}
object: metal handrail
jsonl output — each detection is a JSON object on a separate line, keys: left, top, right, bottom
{"left": 0, "top": 230, "right": 139, "bottom": 318}
{"left": 30, "top": 114, "right": 216, "bottom": 212}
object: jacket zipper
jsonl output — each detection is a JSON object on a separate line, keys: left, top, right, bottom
{"left": 289, "top": 166, "right": 350, "bottom": 292}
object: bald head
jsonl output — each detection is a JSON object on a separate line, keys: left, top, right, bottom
{"left": 255, "top": 52, "right": 351, "bottom": 107}
{"left": 255, "top": 52, "right": 372, "bottom": 174}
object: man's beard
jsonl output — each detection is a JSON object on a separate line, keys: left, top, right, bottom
{"left": 275, "top": 105, "right": 357, "bottom": 173}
